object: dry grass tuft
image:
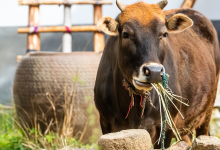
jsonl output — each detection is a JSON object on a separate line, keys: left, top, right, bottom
{"left": 152, "top": 83, "right": 189, "bottom": 144}
{"left": 11, "top": 77, "right": 99, "bottom": 150}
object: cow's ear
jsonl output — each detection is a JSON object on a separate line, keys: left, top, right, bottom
{"left": 166, "top": 13, "right": 193, "bottom": 33}
{"left": 97, "top": 17, "right": 119, "bottom": 36}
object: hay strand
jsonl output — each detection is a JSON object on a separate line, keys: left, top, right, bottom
{"left": 152, "top": 82, "right": 189, "bottom": 143}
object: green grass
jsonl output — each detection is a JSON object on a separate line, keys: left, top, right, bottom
{"left": 0, "top": 109, "right": 25, "bottom": 150}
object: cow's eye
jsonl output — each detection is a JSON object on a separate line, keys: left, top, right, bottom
{"left": 163, "top": 32, "right": 168, "bottom": 38}
{"left": 122, "top": 32, "right": 130, "bottom": 39}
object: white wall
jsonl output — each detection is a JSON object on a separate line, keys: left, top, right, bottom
{"left": 0, "top": 0, "right": 220, "bottom": 27}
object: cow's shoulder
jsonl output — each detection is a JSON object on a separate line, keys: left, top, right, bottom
{"left": 165, "top": 8, "right": 217, "bottom": 44}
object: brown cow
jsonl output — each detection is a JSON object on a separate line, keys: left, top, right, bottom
{"left": 94, "top": 0, "right": 220, "bottom": 148}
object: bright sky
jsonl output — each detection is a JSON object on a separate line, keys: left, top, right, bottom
{"left": 0, "top": 0, "right": 219, "bottom": 27}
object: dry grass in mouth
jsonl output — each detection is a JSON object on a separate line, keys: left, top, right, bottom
{"left": 151, "top": 83, "right": 189, "bottom": 144}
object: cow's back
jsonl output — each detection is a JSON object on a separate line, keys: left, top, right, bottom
{"left": 165, "top": 8, "right": 220, "bottom": 71}
{"left": 162, "top": 8, "right": 220, "bottom": 134}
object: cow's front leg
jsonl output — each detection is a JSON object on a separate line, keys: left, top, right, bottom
{"left": 182, "top": 134, "right": 193, "bottom": 146}
{"left": 154, "top": 130, "right": 173, "bottom": 149}
{"left": 100, "top": 115, "right": 111, "bottom": 134}
{"left": 196, "top": 110, "right": 212, "bottom": 137}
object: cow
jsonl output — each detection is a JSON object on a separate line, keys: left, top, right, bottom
{"left": 94, "top": 0, "right": 220, "bottom": 148}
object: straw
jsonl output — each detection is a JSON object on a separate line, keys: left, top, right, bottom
{"left": 151, "top": 82, "right": 189, "bottom": 143}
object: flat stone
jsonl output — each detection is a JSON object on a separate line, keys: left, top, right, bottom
{"left": 192, "top": 136, "right": 220, "bottom": 150}
{"left": 98, "top": 129, "right": 152, "bottom": 150}
{"left": 60, "top": 149, "right": 95, "bottom": 150}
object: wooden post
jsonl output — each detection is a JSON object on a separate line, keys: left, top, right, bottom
{"left": 93, "top": 4, "right": 104, "bottom": 53}
{"left": 27, "top": 6, "right": 40, "bottom": 52}
{"left": 181, "top": 0, "right": 197, "bottom": 8}
{"left": 62, "top": 5, "right": 72, "bottom": 53}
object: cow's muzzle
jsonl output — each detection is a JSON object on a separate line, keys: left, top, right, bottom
{"left": 143, "top": 65, "right": 164, "bottom": 83}
{"left": 133, "top": 63, "right": 164, "bottom": 91}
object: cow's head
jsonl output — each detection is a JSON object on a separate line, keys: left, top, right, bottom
{"left": 97, "top": 0, "right": 193, "bottom": 91}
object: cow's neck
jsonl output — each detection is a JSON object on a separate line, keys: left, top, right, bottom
{"left": 122, "top": 78, "right": 154, "bottom": 116}
{"left": 113, "top": 58, "right": 154, "bottom": 128}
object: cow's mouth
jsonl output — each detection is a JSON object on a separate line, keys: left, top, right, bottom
{"left": 134, "top": 80, "right": 152, "bottom": 87}
{"left": 133, "top": 79, "right": 153, "bottom": 91}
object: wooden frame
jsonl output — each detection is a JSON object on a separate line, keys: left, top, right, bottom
{"left": 63, "top": 5, "right": 72, "bottom": 53}
{"left": 27, "top": 6, "right": 40, "bottom": 52}
{"left": 93, "top": 5, "right": 104, "bottom": 53}
{"left": 18, "top": 0, "right": 112, "bottom": 5}
{"left": 18, "top": 25, "right": 99, "bottom": 33}
{"left": 18, "top": 0, "right": 112, "bottom": 53}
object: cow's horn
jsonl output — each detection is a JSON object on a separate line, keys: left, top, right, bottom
{"left": 157, "top": 0, "right": 168, "bottom": 9}
{"left": 116, "top": 0, "right": 125, "bottom": 12}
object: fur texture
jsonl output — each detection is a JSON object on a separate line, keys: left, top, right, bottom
{"left": 95, "top": 2, "right": 220, "bottom": 149}
{"left": 119, "top": 3, "right": 165, "bottom": 26}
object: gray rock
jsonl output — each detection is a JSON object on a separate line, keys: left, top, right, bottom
{"left": 61, "top": 148, "right": 95, "bottom": 150}
{"left": 166, "top": 141, "right": 191, "bottom": 150}
{"left": 192, "top": 135, "right": 220, "bottom": 150}
{"left": 56, "top": 148, "right": 95, "bottom": 150}
{"left": 98, "top": 129, "right": 152, "bottom": 150}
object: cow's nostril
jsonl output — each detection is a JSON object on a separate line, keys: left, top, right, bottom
{"left": 161, "top": 68, "right": 164, "bottom": 75}
{"left": 160, "top": 68, "right": 164, "bottom": 76}
{"left": 145, "top": 69, "right": 150, "bottom": 76}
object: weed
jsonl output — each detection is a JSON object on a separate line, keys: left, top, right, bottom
{"left": 0, "top": 107, "right": 25, "bottom": 150}
{"left": 0, "top": 105, "right": 98, "bottom": 150}
{"left": 0, "top": 74, "right": 100, "bottom": 149}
